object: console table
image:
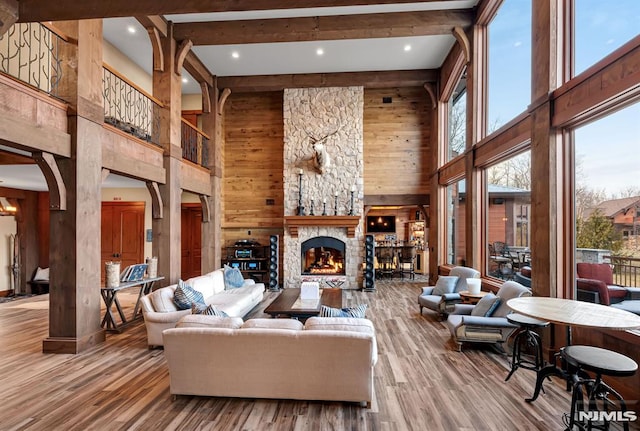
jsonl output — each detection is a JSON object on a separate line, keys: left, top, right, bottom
{"left": 101, "top": 276, "right": 164, "bottom": 332}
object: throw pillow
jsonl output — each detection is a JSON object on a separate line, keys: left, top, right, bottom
{"left": 191, "top": 302, "right": 229, "bottom": 317}
{"left": 319, "top": 304, "right": 367, "bottom": 318}
{"left": 33, "top": 267, "right": 50, "bottom": 281}
{"left": 432, "top": 275, "right": 459, "bottom": 296}
{"left": 223, "top": 264, "right": 245, "bottom": 290}
{"left": 173, "top": 279, "right": 206, "bottom": 310}
{"left": 471, "top": 293, "right": 501, "bottom": 317}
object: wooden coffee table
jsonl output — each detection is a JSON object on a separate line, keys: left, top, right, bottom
{"left": 264, "top": 288, "right": 343, "bottom": 319}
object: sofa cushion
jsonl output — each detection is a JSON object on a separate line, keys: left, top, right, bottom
{"left": 33, "top": 266, "right": 50, "bottom": 281}
{"left": 242, "top": 318, "right": 303, "bottom": 330}
{"left": 471, "top": 293, "right": 501, "bottom": 317}
{"left": 173, "top": 280, "right": 206, "bottom": 310}
{"left": 433, "top": 276, "right": 459, "bottom": 296}
{"left": 191, "top": 302, "right": 229, "bottom": 317}
{"left": 304, "top": 317, "right": 377, "bottom": 365}
{"left": 177, "top": 314, "right": 243, "bottom": 328}
{"left": 207, "top": 285, "right": 263, "bottom": 316}
{"left": 149, "top": 285, "right": 179, "bottom": 312}
{"left": 186, "top": 273, "right": 216, "bottom": 299}
{"left": 224, "top": 264, "right": 245, "bottom": 289}
{"left": 319, "top": 304, "right": 367, "bottom": 318}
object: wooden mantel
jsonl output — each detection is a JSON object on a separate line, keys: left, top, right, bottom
{"left": 284, "top": 216, "right": 361, "bottom": 238}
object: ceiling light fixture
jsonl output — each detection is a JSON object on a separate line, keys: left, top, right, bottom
{"left": 404, "top": 44, "right": 412, "bottom": 52}
{"left": 127, "top": 26, "right": 136, "bottom": 34}
{"left": 231, "top": 51, "right": 240, "bottom": 59}
{"left": 316, "top": 48, "right": 324, "bottom": 56}
{"left": 181, "top": 77, "right": 188, "bottom": 84}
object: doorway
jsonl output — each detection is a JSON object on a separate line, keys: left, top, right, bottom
{"left": 181, "top": 204, "right": 202, "bottom": 280}
{"left": 101, "top": 202, "right": 145, "bottom": 282}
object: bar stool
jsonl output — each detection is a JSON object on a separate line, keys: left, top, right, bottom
{"left": 505, "top": 313, "right": 549, "bottom": 382}
{"left": 561, "top": 345, "right": 638, "bottom": 431}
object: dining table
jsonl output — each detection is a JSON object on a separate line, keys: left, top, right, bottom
{"left": 507, "top": 296, "right": 640, "bottom": 402}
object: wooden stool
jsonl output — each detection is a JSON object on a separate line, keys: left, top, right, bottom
{"left": 561, "top": 345, "right": 638, "bottom": 431}
{"left": 505, "top": 313, "right": 549, "bottom": 382}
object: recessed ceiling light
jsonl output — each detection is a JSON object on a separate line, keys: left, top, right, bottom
{"left": 181, "top": 77, "right": 188, "bottom": 84}
{"left": 316, "top": 48, "right": 324, "bottom": 56}
{"left": 404, "top": 44, "right": 412, "bottom": 52}
{"left": 231, "top": 51, "right": 240, "bottom": 59}
{"left": 127, "top": 26, "right": 136, "bottom": 34}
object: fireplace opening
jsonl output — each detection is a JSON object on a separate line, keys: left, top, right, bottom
{"left": 301, "top": 236, "right": 345, "bottom": 275}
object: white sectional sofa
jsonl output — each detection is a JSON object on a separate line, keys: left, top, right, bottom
{"left": 162, "top": 316, "right": 378, "bottom": 407}
{"left": 139, "top": 269, "right": 264, "bottom": 347}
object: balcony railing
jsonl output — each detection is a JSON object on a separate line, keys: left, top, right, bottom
{"left": 181, "top": 119, "right": 209, "bottom": 167}
{"left": 103, "top": 64, "right": 161, "bottom": 146}
{"left": 605, "top": 255, "right": 640, "bottom": 287}
{"left": 0, "top": 22, "right": 66, "bottom": 97}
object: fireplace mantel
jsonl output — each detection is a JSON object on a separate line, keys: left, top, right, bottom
{"left": 284, "top": 216, "right": 361, "bottom": 238}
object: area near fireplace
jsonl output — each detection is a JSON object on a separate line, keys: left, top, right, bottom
{"left": 282, "top": 87, "right": 364, "bottom": 289}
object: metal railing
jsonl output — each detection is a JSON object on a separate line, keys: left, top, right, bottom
{"left": 605, "top": 255, "right": 640, "bottom": 287}
{"left": 0, "top": 22, "right": 66, "bottom": 97}
{"left": 181, "top": 119, "right": 209, "bottom": 167}
{"left": 103, "top": 64, "right": 161, "bottom": 146}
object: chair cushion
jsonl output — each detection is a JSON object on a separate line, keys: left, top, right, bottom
{"left": 33, "top": 267, "right": 50, "bottom": 281}
{"left": 319, "top": 304, "right": 367, "bottom": 318}
{"left": 577, "top": 263, "right": 614, "bottom": 285}
{"left": 173, "top": 280, "right": 206, "bottom": 310}
{"left": 418, "top": 294, "right": 441, "bottom": 311}
{"left": 433, "top": 276, "right": 459, "bottom": 296}
{"left": 471, "top": 293, "right": 501, "bottom": 317}
{"left": 521, "top": 266, "right": 532, "bottom": 277}
{"left": 223, "top": 264, "right": 245, "bottom": 289}
{"left": 449, "top": 267, "right": 481, "bottom": 292}
{"left": 493, "top": 281, "right": 531, "bottom": 317}
{"left": 611, "top": 300, "right": 640, "bottom": 315}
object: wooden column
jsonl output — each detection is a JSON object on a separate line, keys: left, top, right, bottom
{"left": 152, "top": 23, "right": 183, "bottom": 285}
{"left": 43, "top": 20, "right": 105, "bottom": 354}
{"left": 529, "top": 0, "right": 562, "bottom": 299}
{"left": 201, "top": 81, "right": 222, "bottom": 272}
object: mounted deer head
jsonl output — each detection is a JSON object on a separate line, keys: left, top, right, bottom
{"left": 305, "top": 127, "right": 339, "bottom": 175}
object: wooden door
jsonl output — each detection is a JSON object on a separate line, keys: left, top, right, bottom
{"left": 181, "top": 204, "right": 202, "bottom": 280}
{"left": 101, "top": 202, "right": 145, "bottom": 282}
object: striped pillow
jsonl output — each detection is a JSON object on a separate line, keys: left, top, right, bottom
{"left": 191, "top": 302, "right": 229, "bottom": 317}
{"left": 319, "top": 304, "right": 367, "bottom": 318}
{"left": 173, "top": 280, "right": 205, "bottom": 310}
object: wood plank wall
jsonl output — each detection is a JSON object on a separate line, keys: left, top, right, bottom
{"left": 363, "top": 87, "right": 431, "bottom": 197}
{"left": 221, "top": 87, "right": 433, "bottom": 249}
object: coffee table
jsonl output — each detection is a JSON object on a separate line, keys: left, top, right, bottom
{"left": 264, "top": 288, "right": 343, "bottom": 319}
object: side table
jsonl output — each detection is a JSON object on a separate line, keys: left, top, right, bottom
{"left": 459, "top": 290, "right": 489, "bottom": 304}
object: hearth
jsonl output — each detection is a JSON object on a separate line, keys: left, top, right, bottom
{"left": 301, "top": 236, "right": 345, "bottom": 275}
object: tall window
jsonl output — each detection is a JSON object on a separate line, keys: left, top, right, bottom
{"left": 446, "top": 180, "right": 466, "bottom": 266}
{"left": 485, "top": 151, "right": 532, "bottom": 280}
{"left": 487, "top": 0, "right": 532, "bottom": 131}
{"left": 574, "top": 0, "right": 640, "bottom": 76}
{"left": 447, "top": 74, "right": 467, "bottom": 162}
{"left": 573, "top": 102, "right": 640, "bottom": 287}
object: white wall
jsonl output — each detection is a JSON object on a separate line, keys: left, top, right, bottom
{"left": 0, "top": 216, "right": 17, "bottom": 293}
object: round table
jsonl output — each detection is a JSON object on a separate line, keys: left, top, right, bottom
{"left": 506, "top": 297, "right": 640, "bottom": 403}
{"left": 459, "top": 290, "right": 489, "bottom": 304}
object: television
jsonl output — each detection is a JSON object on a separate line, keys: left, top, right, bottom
{"left": 366, "top": 215, "right": 396, "bottom": 233}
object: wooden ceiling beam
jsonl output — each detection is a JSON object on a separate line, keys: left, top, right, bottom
{"left": 17, "top": 1, "right": 456, "bottom": 22}
{"left": 174, "top": 10, "right": 473, "bottom": 45}
{"left": 136, "top": 15, "right": 167, "bottom": 37}
{"left": 217, "top": 69, "right": 437, "bottom": 92}
{"left": 183, "top": 51, "right": 214, "bottom": 88}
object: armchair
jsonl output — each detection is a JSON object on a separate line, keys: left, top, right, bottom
{"left": 445, "top": 280, "right": 531, "bottom": 351}
{"left": 576, "top": 262, "right": 640, "bottom": 314}
{"left": 418, "top": 266, "right": 481, "bottom": 319}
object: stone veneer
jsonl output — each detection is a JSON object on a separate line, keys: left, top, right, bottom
{"left": 283, "top": 87, "right": 364, "bottom": 289}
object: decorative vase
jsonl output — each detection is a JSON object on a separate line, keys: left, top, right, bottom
{"left": 105, "top": 261, "right": 121, "bottom": 288}
{"left": 146, "top": 257, "right": 158, "bottom": 278}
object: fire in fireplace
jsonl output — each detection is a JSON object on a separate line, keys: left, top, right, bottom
{"left": 301, "top": 236, "right": 346, "bottom": 275}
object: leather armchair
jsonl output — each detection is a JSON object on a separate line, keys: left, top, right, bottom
{"left": 418, "top": 266, "right": 481, "bottom": 318}
{"left": 445, "top": 280, "right": 531, "bottom": 352}
{"left": 576, "top": 263, "right": 627, "bottom": 306}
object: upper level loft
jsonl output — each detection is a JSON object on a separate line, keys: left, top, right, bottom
{"left": 0, "top": 21, "right": 209, "bottom": 170}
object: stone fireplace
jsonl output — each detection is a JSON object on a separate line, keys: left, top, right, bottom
{"left": 282, "top": 87, "right": 364, "bottom": 289}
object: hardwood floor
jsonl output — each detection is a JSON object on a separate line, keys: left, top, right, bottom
{"left": 0, "top": 280, "right": 632, "bottom": 430}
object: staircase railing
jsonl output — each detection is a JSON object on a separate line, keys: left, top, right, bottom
{"left": 181, "top": 119, "right": 209, "bottom": 167}
{"left": 0, "top": 22, "right": 67, "bottom": 98}
{"left": 102, "top": 64, "right": 162, "bottom": 146}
